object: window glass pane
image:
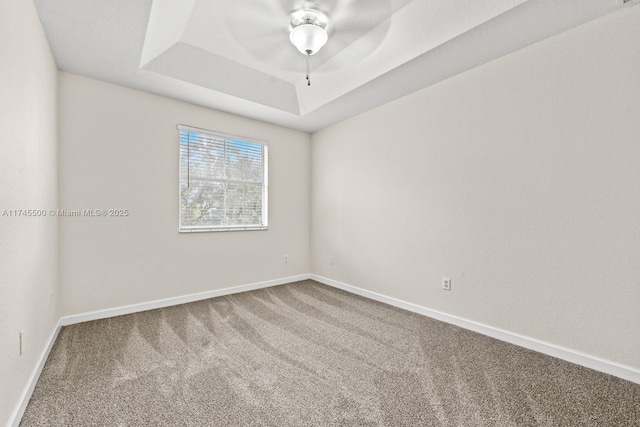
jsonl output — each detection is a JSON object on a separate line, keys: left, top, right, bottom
{"left": 181, "top": 181, "right": 225, "bottom": 227}
{"left": 179, "top": 127, "right": 267, "bottom": 232}
{"left": 225, "top": 139, "right": 264, "bottom": 182}
{"left": 226, "top": 182, "right": 263, "bottom": 225}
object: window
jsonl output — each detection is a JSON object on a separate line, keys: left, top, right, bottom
{"left": 178, "top": 125, "right": 268, "bottom": 232}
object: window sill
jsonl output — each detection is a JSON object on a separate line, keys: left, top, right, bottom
{"left": 179, "top": 226, "right": 268, "bottom": 233}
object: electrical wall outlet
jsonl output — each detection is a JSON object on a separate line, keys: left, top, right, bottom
{"left": 284, "top": 254, "right": 289, "bottom": 263}
{"left": 442, "top": 278, "right": 451, "bottom": 291}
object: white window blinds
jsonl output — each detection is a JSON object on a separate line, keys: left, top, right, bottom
{"left": 178, "top": 125, "right": 268, "bottom": 232}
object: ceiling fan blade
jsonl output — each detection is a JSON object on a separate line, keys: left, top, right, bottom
{"left": 312, "top": 32, "right": 387, "bottom": 73}
{"left": 220, "top": 0, "right": 414, "bottom": 75}
{"left": 223, "top": 0, "right": 292, "bottom": 63}
{"left": 329, "top": 0, "right": 391, "bottom": 32}
{"left": 305, "top": 0, "right": 418, "bottom": 72}
{"left": 302, "top": 0, "right": 396, "bottom": 72}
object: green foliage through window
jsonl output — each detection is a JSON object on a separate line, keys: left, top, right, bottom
{"left": 179, "top": 126, "right": 268, "bottom": 232}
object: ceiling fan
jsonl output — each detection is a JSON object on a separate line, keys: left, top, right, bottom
{"left": 288, "top": 7, "right": 329, "bottom": 57}
{"left": 225, "top": 0, "right": 410, "bottom": 85}
{"left": 288, "top": 7, "right": 329, "bottom": 85}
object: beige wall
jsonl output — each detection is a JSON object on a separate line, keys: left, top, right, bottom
{"left": 311, "top": 5, "right": 640, "bottom": 369}
{"left": 59, "top": 73, "right": 310, "bottom": 316}
{"left": 0, "top": 0, "right": 59, "bottom": 424}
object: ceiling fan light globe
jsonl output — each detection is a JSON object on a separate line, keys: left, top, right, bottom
{"left": 289, "top": 24, "right": 328, "bottom": 56}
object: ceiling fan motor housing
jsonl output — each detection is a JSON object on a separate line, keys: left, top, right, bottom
{"left": 289, "top": 8, "right": 329, "bottom": 55}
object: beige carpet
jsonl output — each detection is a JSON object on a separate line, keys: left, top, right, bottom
{"left": 21, "top": 280, "right": 639, "bottom": 426}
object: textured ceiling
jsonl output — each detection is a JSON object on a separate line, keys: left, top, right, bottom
{"left": 34, "top": 0, "right": 627, "bottom": 132}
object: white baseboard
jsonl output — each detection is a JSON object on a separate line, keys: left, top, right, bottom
{"left": 8, "top": 319, "right": 62, "bottom": 427}
{"left": 60, "top": 274, "right": 312, "bottom": 326}
{"left": 311, "top": 274, "right": 640, "bottom": 385}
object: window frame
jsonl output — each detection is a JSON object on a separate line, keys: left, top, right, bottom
{"left": 177, "top": 124, "right": 268, "bottom": 233}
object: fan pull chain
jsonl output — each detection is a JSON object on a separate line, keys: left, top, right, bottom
{"left": 306, "top": 55, "right": 311, "bottom": 86}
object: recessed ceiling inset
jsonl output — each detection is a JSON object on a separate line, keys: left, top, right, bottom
{"left": 33, "top": 0, "right": 627, "bottom": 131}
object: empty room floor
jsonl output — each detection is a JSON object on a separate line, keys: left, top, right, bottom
{"left": 21, "top": 280, "right": 640, "bottom": 426}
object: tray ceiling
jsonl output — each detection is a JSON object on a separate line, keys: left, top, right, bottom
{"left": 34, "top": 0, "right": 627, "bottom": 132}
